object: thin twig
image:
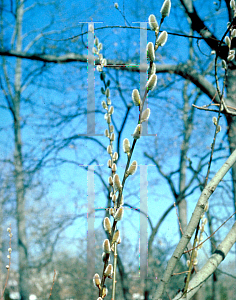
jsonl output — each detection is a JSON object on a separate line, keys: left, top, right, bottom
{"left": 48, "top": 269, "right": 57, "bottom": 300}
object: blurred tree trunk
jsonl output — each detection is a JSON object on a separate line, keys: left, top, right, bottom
{"left": 12, "top": 1, "right": 29, "bottom": 299}
{"left": 226, "top": 66, "right": 236, "bottom": 214}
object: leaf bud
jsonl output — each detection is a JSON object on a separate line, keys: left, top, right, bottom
{"left": 103, "top": 217, "right": 111, "bottom": 233}
{"left": 148, "top": 63, "right": 156, "bottom": 79}
{"left": 106, "top": 114, "right": 111, "bottom": 124}
{"left": 146, "top": 74, "right": 157, "bottom": 91}
{"left": 102, "top": 100, "right": 107, "bottom": 110}
{"left": 93, "top": 273, "right": 101, "bottom": 288}
{"left": 133, "top": 124, "right": 142, "bottom": 139}
{"left": 141, "top": 108, "right": 151, "bottom": 123}
{"left": 107, "top": 145, "right": 112, "bottom": 155}
{"left": 94, "top": 37, "right": 99, "bottom": 46}
{"left": 108, "top": 176, "right": 113, "bottom": 185}
{"left": 105, "top": 88, "right": 110, "bottom": 97}
{"left": 148, "top": 14, "right": 159, "bottom": 31}
{"left": 127, "top": 161, "right": 138, "bottom": 175}
{"left": 147, "top": 42, "right": 155, "bottom": 62}
{"left": 112, "top": 230, "right": 120, "bottom": 243}
{"left": 222, "top": 59, "right": 227, "bottom": 69}
{"left": 114, "top": 206, "right": 124, "bottom": 221}
{"left": 104, "top": 264, "right": 113, "bottom": 277}
{"left": 103, "top": 239, "right": 111, "bottom": 253}
{"left": 231, "top": 29, "right": 236, "bottom": 38}
{"left": 100, "top": 72, "right": 105, "bottom": 81}
{"left": 225, "top": 36, "right": 231, "bottom": 48}
{"left": 110, "top": 132, "right": 115, "bottom": 141}
{"left": 230, "top": 0, "right": 235, "bottom": 10}
{"left": 212, "top": 116, "right": 217, "bottom": 126}
{"left": 109, "top": 106, "right": 114, "bottom": 114}
{"left": 112, "top": 163, "right": 117, "bottom": 172}
{"left": 132, "top": 89, "right": 141, "bottom": 106}
{"left": 113, "top": 174, "right": 122, "bottom": 191}
{"left": 227, "top": 54, "right": 235, "bottom": 61}
{"left": 113, "top": 152, "right": 118, "bottom": 161}
{"left": 102, "top": 285, "right": 108, "bottom": 298}
{"left": 156, "top": 31, "right": 168, "bottom": 47}
{"left": 107, "top": 159, "right": 112, "bottom": 168}
{"left": 160, "top": 0, "right": 171, "bottom": 18}
{"left": 216, "top": 125, "right": 221, "bottom": 133}
{"left": 112, "top": 194, "right": 117, "bottom": 203}
{"left": 123, "top": 138, "right": 130, "bottom": 153}
{"left": 105, "top": 129, "right": 109, "bottom": 137}
{"left": 98, "top": 43, "right": 103, "bottom": 51}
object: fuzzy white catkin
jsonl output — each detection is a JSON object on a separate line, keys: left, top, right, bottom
{"left": 212, "top": 116, "right": 217, "bottom": 125}
{"left": 147, "top": 42, "right": 155, "bottom": 62}
{"left": 231, "top": 29, "right": 236, "bottom": 38}
{"left": 141, "top": 108, "right": 151, "bottom": 123}
{"left": 230, "top": 0, "right": 235, "bottom": 10}
{"left": 156, "top": 31, "right": 168, "bottom": 47}
{"left": 103, "top": 239, "right": 111, "bottom": 253}
{"left": 127, "top": 161, "right": 138, "bottom": 175}
{"left": 225, "top": 36, "right": 231, "bottom": 48}
{"left": 222, "top": 59, "right": 227, "bottom": 69}
{"left": 132, "top": 89, "right": 141, "bottom": 106}
{"left": 110, "top": 133, "right": 115, "bottom": 141}
{"left": 105, "top": 88, "right": 110, "bottom": 97}
{"left": 104, "top": 264, "right": 113, "bottom": 277}
{"left": 216, "top": 125, "right": 221, "bottom": 133}
{"left": 123, "top": 138, "right": 130, "bottom": 153}
{"left": 114, "top": 206, "right": 124, "bottom": 221}
{"left": 103, "top": 217, "right": 111, "bottom": 233}
{"left": 108, "top": 176, "right": 113, "bottom": 185}
{"left": 102, "top": 101, "right": 107, "bottom": 109}
{"left": 146, "top": 74, "right": 157, "bottom": 91}
{"left": 94, "top": 37, "right": 99, "bottom": 46}
{"left": 107, "top": 145, "right": 112, "bottom": 155}
{"left": 149, "top": 63, "right": 156, "bottom": 77}
{"left": 112, "top": 163, "right": 117, "bottom": 172}
{"left": 105, "top": 129, "right": 109, "bottom": 137}
{"left": 227, "top": 54, "right": 235, "bottom": 61}
{"left": 148, "top": 14, "right": 159, "bottom": 31}
{"left": 160, "top": 0, "right": 171, "bottom": 18}
{"left": 133, "top": 124, "right": 142, "bottom": 139}
{"left": 112, "top": 230, "right": 120, "bottom": 243}
{"left": 113, "top": 152, "right": 118, "bottom": 161}
{"left": 113, "top": 174, "right": 122, "bottom": 190}
{"left": 109, "top": 106, "right": 114, "bottom": 114}
{"left": 93, "top": 273, "right": 101, "bottom": 288}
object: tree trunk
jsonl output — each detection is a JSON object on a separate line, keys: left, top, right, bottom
{"left": 226, "top": 65, "right": 236, "bottom": 214}
{"left": 13, "top": 1, "right": 30, "bottom": 299}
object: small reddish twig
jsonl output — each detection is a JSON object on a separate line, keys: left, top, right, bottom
{"left": 48, "top": 269, "right": 57, "bottom": 300}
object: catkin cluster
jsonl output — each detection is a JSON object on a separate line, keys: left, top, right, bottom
{"left": 92, "top": 1, "right": 171, "bottom": 298}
